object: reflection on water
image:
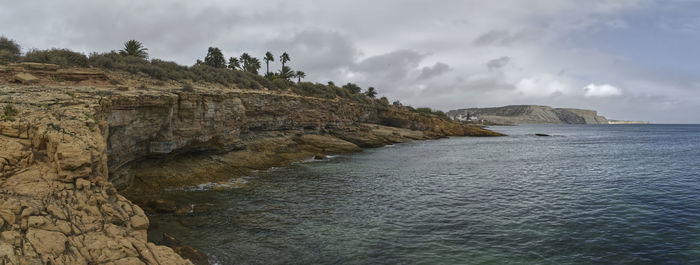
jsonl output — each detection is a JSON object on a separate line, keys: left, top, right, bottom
{"left": 147, "top": 125, "right": 700, "bottom": 265}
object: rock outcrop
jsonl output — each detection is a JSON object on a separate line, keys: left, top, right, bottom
{"left": 447, "top": 105, "right": 610, "bottom": 124}
{"left": 0, "top": 81, "right": 503, "bottom": 264}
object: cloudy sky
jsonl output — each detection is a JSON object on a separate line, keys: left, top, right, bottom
{"left": 2, "top": 0, "right": 699, "bottom": 123}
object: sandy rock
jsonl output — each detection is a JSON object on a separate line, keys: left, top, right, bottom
{"left": 0, "top": 209, "right": 14, "bottom": 227}
{"left": 0, "top": 242, "right": 17, "bottom": 264}
{"left": 107, "top": 257, "right": 147, "bottom": 265}
{"left": 13, "top": 73, "right": 39, "bottom": 84}
{"left": 25, "top": 229, "right": 67, "bottom": 256}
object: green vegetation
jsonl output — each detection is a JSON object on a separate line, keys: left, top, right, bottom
{"left": 342, "top": 83, "right": 362, "bottom": 94}
{"left": 204, "top": 47, "right": 226, "bottom": 68}
{"left": 119, "top": 40, "right": 148, "bottom": 59}
{"left": 240, "top": 53, "right": 261, "bottom": 74}
{"left": 228, "top": 57, "right": 240, "bottom": 70}
{"left": 264, "top": 51, "right": 274, "bottom": 75}
{"left": 2, "top": 105, "right": 18, "bottom": 121}
{"left": 414, "top": 107, "right": 448, "bottom": 118}
{"left": 181, "top": 82, "right": 195, "bottom": 92}
{"left": 295, "top": 71, "right": 305, "bottom": 84}
{"left": 0, "top": 36, "right": 444, "bottom": 108}
{"left": 280, "top": 52, "right": 290, "bottom": 69}
{"left": 365, "top": 87, "right": 377, "bottom": 98}
{"left": 24, "top": 48, "right": 89, "bottom": 67}
{"left": 279, "top": 66, "right": 293, "bottom": 80}
{"left": 0, "top": 36, "right": 21, "bottom": 64}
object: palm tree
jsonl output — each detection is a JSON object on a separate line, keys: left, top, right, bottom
{"left": 119, "top": 40, "right": 148, "bottom": 59}
{"left": 365, "top": 87, "right": 377, "bottom": 98}
{"left": 228, "top": 57, "right": 240, "bottom": 70}
{"left": 245, "top": 57, "right": 261, "bottom": 74}
{"left": 295, "top": 71, "right": 305, "bottom": 84}
{"left": 280, "top": 52, "right": 290, "bottom": 69}
{"left": 279, "top": 66, "right": 293, "bottom": 80}
{"left": 264, "top": 52, "right": 274, "bottom": 75}
{"left": 240, "top": 53, "right": 252, "bottom": 71}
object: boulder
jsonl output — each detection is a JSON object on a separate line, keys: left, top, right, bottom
{"left": 13, "top": 73, "right": 39, "bottom": 84}
{"left": 161, "top": 233, "right": 209, "bottom": 265}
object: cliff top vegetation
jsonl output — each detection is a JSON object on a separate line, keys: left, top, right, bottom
{"left": 0, "top": 36, "right": 448, "bottom": 118}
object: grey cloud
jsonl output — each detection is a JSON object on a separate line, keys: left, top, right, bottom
{"left": 0, "top": 0, "right": 693, "bottom": 122}
{"left": 264, "top": 30, "right": 359, "bottom": 81}
{"left": 487, "top": 56, "right": 511, "bottom": 70}
{"left": 351, "top": 49, "right": 424, "bottom": 80}
{"left": 418, "top": 62, "right": 451, "bottom": 80}
{"left": 473, "top": 30, "right": 528, "bottom": 46}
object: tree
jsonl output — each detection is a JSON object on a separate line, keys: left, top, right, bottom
{"left": 280, "top": 52, "right": 290, "bottom": 69}
{"left": 0, "top": 36, "right": 21, "bottom": 64}
{"left": 228, "top": 57, "right": 240, "bottom": 70}
{"left": 264, "top": 51, "right": 274, "bottom": 75}
{"left": 327, "top": 81, "right": 335, "bottom": 87}
{"left": 343, "top": 83, "right": 362, "bottom": 94}
{"left": 119, "top": 40, "right": 148, "bottom": 59}
{"left": 240, "top": 53, "right": 261, "bottom": 74}
{"left": 240, "top": 53, "right": 252, "bottom": 65}
{"left": 279, "top": 66, "right": 293, "bottom": 80}
{"left": 364, "top": 87, "right": 377, "bottom": 98}
{"left": 249, "top": 57, "right": 261, "bottom": 74}
{"left": 392, "top": 100, "right": 402, "bottom": 106}
{"left": 295, "top": 70, "right": 305, "bottom": 84}
{"left": 204, "top": 47, "right": 226, "bottom": 68}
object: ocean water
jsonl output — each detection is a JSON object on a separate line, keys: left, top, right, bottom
{"left": 147, "top": 124, "right": 700, "bottom": 265}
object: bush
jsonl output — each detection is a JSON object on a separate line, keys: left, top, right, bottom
{"left": 24, "top": 48, "right": 89, "bottom": 67}
{"left": 0, "top": 37, "right": 20, "bottom": 64}
{"left": 181, "top": 82, "right": 194, "bottom": 92}
{"left": 415, "top": 107, "right": 432, "bottom": 114}
{"left": 2, "top": 105, "right": 18, "bottom": 121}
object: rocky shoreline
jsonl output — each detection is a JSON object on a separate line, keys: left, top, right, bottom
{"left": 0, "top": 70, "right": 502, "bottom": 264}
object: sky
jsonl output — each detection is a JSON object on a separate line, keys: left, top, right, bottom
{"left": 1, "top": 0, "right": 699, "bottom": 123}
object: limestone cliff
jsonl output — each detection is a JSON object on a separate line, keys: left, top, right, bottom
{"left": 447, "top": 105, "right": 610, "bottom": 124}
{"left": 0, "top": 65, "right": 503, "bottom": 264}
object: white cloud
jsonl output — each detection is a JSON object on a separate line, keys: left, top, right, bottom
{"left": 584, "top": 83, "right": 623, "bottom": 97}
{"left": 515, "top": 74, "right": 571, "bottom": 97}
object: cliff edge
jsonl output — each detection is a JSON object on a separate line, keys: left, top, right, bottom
{"left": 447, "top": 105, "right": 611, "bottom": 124}
{"left": 0, "top": 64, "right": 502, "bottom": 264}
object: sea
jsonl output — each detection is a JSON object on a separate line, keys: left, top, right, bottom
{"left": 146, "top": 124, "right": 700, "bottom": 265}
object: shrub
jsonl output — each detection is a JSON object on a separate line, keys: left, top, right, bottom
{"left": 0, "top": 37, "right": 21, "bottom": 64}
{"left": 2, "top": 105, "right": 18, "bottom": 121}
{"left": 342, "top": 83, "right": 362, "bottom": 94}
{"left": 182, "top": 83, "right": 194, "bottom": 92}
{"left": 24, "top": 48, "right": 89, "bottom": 67}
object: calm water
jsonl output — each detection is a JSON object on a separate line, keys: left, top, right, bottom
{"left": 147, "top": 125, "right": 700, "bottom": 265}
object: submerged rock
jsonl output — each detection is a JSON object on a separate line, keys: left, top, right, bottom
{"left": 162, "top": 233, "right": 210, "bottom": 265}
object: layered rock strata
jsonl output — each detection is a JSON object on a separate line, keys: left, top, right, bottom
{"left": 0, "top": 84, "right": 502, "bottom": 264}
{"left": 448, "top": 105, "right": 610, "bottom": 124}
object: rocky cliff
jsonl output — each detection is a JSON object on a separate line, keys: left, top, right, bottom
{"left": 447, "top": 105, "right": 610, "bottom": 124}
{"left": 0, "top": 65, "right": 502, "bottom": 264}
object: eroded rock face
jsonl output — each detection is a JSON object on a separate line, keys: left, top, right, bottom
{"left": 0, "top": 87, "right": 193, "bottom": 265}
{"left": 0, "top": 84, "right": 502, "bottom": 265}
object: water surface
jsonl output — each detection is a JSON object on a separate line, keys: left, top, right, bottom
{"left": 148, "top": 124, "right": 700, "bottom": 264}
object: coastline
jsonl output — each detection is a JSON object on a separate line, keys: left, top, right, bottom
{"left": 0, "top": 79, "right": 503, "bottom": 264}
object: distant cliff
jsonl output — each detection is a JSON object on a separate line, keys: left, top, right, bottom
{"left": 447, "top": 105, "right": 612, "bottom": 124}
